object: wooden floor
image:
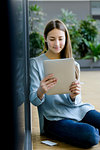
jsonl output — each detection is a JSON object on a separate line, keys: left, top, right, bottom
{"left": 31, "top": 71, "right": 100, "bottom": 150}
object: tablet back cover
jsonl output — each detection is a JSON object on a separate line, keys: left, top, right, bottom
{"left": 44, "top": 58, "right": 75, "bottom": 95}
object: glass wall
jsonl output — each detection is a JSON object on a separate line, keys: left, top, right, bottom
{"left": 1, "top": 0, "right": 32, "bottom": 150}
{"left": 14, "top": 0, "right": 32, "bottom": 149}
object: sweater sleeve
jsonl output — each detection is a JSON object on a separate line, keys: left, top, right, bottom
{"left": 29, "top": 58, "right": 45, "bottom": 106}
{"left": 67, "top": 93, "right": 82, "bottom": 106}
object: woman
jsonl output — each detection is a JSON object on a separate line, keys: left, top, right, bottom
{"left": 29, "top": 19, "right": 100, "bottom": 148}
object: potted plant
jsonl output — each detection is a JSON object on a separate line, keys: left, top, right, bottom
{"left": 29, "top": 4, "right": 46, "bottom": 57}
{"left": 29, "top": 31, "right": 44, "bottom": 58}
{"left": 76, "top": 16, "right": 98, "bottom": 59}
{"left": 76, "top": 39, "right": 100, "bottom": 68}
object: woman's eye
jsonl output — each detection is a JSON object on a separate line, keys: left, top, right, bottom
{"left": 50, "top": 39, "right": 55, "bottom": 41}
{"left": 59, "top": 38, "right": 63, "bottom": 41}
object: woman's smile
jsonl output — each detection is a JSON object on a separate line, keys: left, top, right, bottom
{"left": 53, "top": 46, "right": 59, "bottom": 50}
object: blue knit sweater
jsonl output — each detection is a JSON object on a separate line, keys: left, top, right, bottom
{"left": 29, "top": 54, "right": 94, "bottom": 134}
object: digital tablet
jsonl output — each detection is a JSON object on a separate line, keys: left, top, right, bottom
{"left": 43, "top": 58, "right": 75, "bottom": 95}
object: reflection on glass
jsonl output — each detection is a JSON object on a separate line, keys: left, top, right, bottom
{"left": 15, "top": 0, "right": 25, "bottom": 149}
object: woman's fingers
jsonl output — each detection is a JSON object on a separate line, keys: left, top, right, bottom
{"left": 70, "top": 87, "right": 80, "bottom": 93}
{"left": 69, "top": 85, "right": 80, "bottom": 91}
{"left": 69, "top": 80, "right": 81, "bottom": 98}
{"left": 69, "top": 84, "right": 80, "bottom": 90}
{"left": 43, "top": 74, "right": 54, "bottom": 82}
{"left": 45, "top": 77, "right": 57, "bottom": 85}
{"left": 40, "top": 74, "right": 57, "bottom": 94}
{"left": 70, "top": 81, "right": 81, "bottom": 90}
{"left": 47, "top": 81, "right": 57, "bottom": 89}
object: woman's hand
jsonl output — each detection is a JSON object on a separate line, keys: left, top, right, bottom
{"left": 69, "top": 80, "right": 81, "bottom": 101}
{"left": 37, "top": 74, "right": 57, "bottom": 100}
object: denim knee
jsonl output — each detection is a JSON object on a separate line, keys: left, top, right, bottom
{"left": 86, "top": 127, "right": 100, "bottom": 147}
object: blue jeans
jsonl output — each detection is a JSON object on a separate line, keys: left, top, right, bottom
{"left": 44, "top": 110, "right": 100, "bottom": 148}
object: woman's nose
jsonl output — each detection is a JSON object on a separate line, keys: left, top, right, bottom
{"left": 54, "top": 39, "right": 59, "bottom": 46}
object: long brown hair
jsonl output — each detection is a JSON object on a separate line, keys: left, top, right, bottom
{"left": 43, "top": 19, "right": 79, "bottom": 80}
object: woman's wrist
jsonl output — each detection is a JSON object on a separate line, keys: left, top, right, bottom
{"left": 70, "top": 94, "right": 76, "bottom": 102}
{"left": 37, "top": 88, "right": 44, "bottom": 100}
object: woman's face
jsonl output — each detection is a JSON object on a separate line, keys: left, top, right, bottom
{"left": 46, "top": 28, "right": 66, "bottom": 54}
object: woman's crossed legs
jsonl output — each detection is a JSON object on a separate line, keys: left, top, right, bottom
{"left": 44, "top": 110, "right": 100, "bottom": 148}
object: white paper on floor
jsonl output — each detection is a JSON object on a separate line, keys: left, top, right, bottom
{"left": 41, "top": 140, "right": 58, "bottom": 146}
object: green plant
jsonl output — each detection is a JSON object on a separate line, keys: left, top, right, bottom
{"left": 83, "top": 40, "right": 100, "bottom": 62}
{"left": 59, "top": 10, "right": 98, "bottom": 59}
{"left": 29, "top": 31, "right": 45, "bottom": 57}
{"left": 77, "top": 16, "right": 98, "bottom": 58}
{"left": 29, "top": 4, "right": 46, "bottom": 33}
{"left": 29, "top": 4, "right": 46, "bottom": 57}
{"left": 95, "top": 20, "right": 100, "bottom": 43}
{"left": 58, "top": 8, "right": 78, "bottom": 29}
{"left": 69, "top": 26, "right": 82, "bottom": 58}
